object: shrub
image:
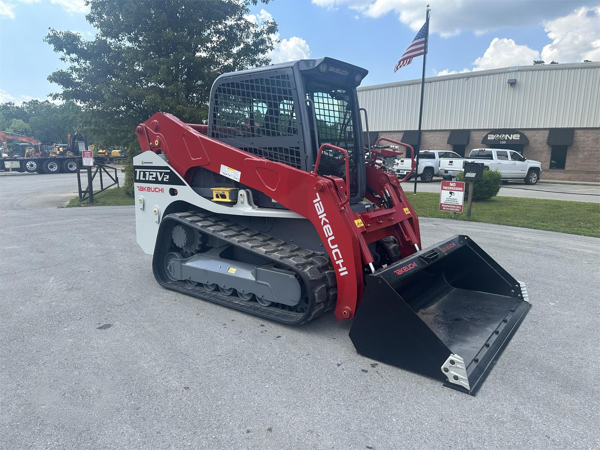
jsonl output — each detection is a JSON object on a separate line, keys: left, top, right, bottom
{"left": 458, "top": 169, "right": 502, "bottom": 201}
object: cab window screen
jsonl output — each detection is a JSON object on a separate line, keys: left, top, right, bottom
{"left": 305, "top": 79, "right": 358, "bottom": 196}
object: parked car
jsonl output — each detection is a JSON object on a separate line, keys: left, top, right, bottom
{"left": 439, "top": 148, "right": 542, "bottom": 184}
{"left": 392, "top": 150, "right": 463, "bottom": 182}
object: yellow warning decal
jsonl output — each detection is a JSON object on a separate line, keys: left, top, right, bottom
{"left": 355, "top": 219, "right": 365, "bottom": 228}
{"left": 227, "top": 267, "right": 237, "bottom": 274}
{"left": 403, "top": 207, "right": 411, "bottom": 215}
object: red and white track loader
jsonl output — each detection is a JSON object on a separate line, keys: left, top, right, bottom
{"left": 134, "top": 58, "right": 530, "bottom": 394}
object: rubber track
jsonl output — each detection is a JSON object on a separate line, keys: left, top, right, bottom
{"left": 156, "top": 211, "right": 337, "bottom": 325}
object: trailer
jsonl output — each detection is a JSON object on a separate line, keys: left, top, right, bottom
{"left": 0, "top": 155, "right": 80, "bottom": 174}
{"left": 0, "top": 131, "right": 86, "bottom": 174}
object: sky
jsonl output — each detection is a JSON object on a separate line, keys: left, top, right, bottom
{"left": 0, "top": 0, "right": 599, "bottom": 104}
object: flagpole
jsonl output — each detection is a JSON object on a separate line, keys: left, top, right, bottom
{"left": 414, "top": 5, "right": 430, "bottom": 195}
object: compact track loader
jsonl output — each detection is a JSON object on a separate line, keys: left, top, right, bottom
{"left": 134, "top": 58, "right": 530, "bottom": 394}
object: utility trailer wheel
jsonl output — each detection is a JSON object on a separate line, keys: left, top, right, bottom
{"left": 62, "top": 159, "right": 78, "bottom": 173}
{"left": 525, "top": 169, "right": 540, "bottom": 185}
{"left": 22, "top": 159, "right": 39, "bottom": 173}
{"left": 420, "top": 167, "right": 434, "bottom": 182}
{"left": 43, "top": 159, "right": 61, "bottom": 174}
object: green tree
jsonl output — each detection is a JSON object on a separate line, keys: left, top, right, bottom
{"left": 23, "top": 100, "right": 82, "bottom": 144}
{"left": 0, "top": 103, "right": 30, "bottom": 127}
{"left": 6, "top": 118, "right": 32, "bottom": 136}
{"left": 45, "top": 0, "right": 277, "bottom": 145}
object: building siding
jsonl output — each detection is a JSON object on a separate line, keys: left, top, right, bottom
{"left": 358, "top": 63, "right": 600, "bottom": 131}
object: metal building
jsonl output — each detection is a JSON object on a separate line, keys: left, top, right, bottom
{"left": 358, "top": 62, "right": 600, "bottom": 182}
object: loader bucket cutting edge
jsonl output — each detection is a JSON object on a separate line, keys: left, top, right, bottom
{"left": 349, "top": 235, "right": 531, "bottom": 395}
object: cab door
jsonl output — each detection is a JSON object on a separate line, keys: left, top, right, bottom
{"left": 509, "top": 150, "right": 528, "bottom": 179}
{"left": 494, "top": 150, "right": 513, "bottom": 178}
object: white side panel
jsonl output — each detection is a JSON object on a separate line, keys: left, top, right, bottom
{"left": 134, "top": 151, "right": 304, "bottom": 255}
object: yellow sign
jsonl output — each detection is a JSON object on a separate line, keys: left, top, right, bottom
{"left": 355, "top": 219, "right": 365, "bottom": 228}
{"left": 227, "top": 267, "right": 237, "bottom": 274}
{"left": 404, "top": 208, "right": 411, "bottom": 215}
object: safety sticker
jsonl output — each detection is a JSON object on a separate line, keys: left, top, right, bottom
{"left": 403, "top": 207, "right": 410, "bottom": 215}
{"left": 220, "top": 164, "right": 241, "bottom": 182}
{"left": 354, "top": 219, "right": 365, "bottom": 228}
{"left": 227, "top": 267, "right": 237, "bottom": 274}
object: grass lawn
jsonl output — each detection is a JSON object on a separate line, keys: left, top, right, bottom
{"left": 66, "top": 187, "right": 599, "bottom": 238}
{"left": 407, "top": 192, "right": 600, "bottom": 237}
{"left": 67, "top": 186, "right": 135, "bottom": 207}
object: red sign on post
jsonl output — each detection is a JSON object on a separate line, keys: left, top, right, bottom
{"left": 440, "top": 181, "right": 465, "bottom": 213}
{"left": 82, "top": 150, "right": 93, "bottom": 167}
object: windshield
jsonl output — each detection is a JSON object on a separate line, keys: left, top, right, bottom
{"left": 304, "top": 79, "right": 359, "bottom": 196}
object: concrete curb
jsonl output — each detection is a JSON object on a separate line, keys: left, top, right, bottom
{"left": 538, "top": 179, "right": 600, "bottom": 187}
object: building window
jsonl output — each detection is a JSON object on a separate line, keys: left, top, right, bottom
{"left": 550, "top": 145, "right": 568, "bottom": 170}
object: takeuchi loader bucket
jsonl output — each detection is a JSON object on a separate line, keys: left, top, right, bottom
{"left": 349, "top": 235, "right": 531, "bottom": 395}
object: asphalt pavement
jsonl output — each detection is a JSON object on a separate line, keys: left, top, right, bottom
{"left": 1, "top": 173, "right": 599, "bottom": 449}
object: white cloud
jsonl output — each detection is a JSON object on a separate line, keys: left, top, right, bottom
{"left": 311, "top": 1, "right": 599, "bottom": 38}
{"left": 435, "top": 6, "right": 600, "bottom": 76}
{"left": 269, "top": 36, "right": 311, "bottom": 64}
{"left": 435, "top": 38, "right": 540, "bottom": 76}
{"left": 0, "top": 1, "right": 16, "bottom": 19}
{"left": 50, "top": 0, "right": 87, "bottom": 14}
{"left": 0, "top": 0, "right": 87, "bottom": 19}
{"left": 0, "top": 89, "right": 45, "bottom": 104}
{"left": 246, "top": 8, "right": 274, "bottom": 25}
{"left": 473, "top": 38, "right": 540, "bottom": 70}
{"left": 435, "top": 68, "right": 471, "bottom": 77}
{"left": 246, "top": 9, "right": 311, "bottom": 64}
{"left": 541, "top": 6, "right": 600, "bottom": 63}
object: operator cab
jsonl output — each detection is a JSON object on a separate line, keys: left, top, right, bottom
{"left": 207, "top": 57, "right": 368, "bottom": 206}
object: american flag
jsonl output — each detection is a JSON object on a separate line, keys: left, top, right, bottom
{"left": 394, "top": 22, "right": 428, "bottom": 72}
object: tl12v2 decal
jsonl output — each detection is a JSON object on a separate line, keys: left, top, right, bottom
{"left": 134, "top": 166, "right": 185, "bottom": 185}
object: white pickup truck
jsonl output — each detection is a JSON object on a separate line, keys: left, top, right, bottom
{"left": 439, "top": 148, "right": 542, "bottom": 185}
{"left": 391, "top": 150, "right": 463, "bottom": 182}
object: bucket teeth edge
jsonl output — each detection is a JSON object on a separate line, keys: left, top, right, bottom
{"left": 441, "top": 354, "right": 470, "bottom": 391}
{"left": 519, "top": 281, "right": 530, "bottom": 303}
